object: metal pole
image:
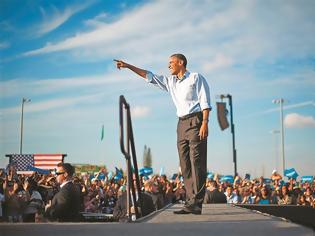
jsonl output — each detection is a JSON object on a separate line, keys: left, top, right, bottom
{"left": 279, "top": 98, "right": 285, "bottom": 175}
{"left": 227, "top": 94, "right": 237, "bottom": 176}
{"left": 19, "top": 98, "right": 31, "bottom": 154}
{"left": 270, "top": 130, "right": 280, "bottom": 171}
{"left": 20, "top": 98, "right": 25, "bottom": 154}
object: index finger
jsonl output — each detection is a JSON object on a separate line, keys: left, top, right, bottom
{"left": 113, "top": 59, "right": 120, "bottom": 62}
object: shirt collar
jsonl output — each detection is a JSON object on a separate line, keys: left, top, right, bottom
{"left": 176, "top": 71, "right": 190, "bottom": 81}
{"left": 60, "top": 180, "right": 71, "bottom": 189}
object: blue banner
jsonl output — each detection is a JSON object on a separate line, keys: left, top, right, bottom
{"left": 301, "top": 176, "right": 313, "bottom": 183}
{"left": 220, "top": 175, "right": 234, "bottom": 183}
{"left": 139, "top": 167, "right": 153, "bottom": 176}
{"left": 284, "top": 168, "right": 299, "bottom": 179}
{"left": 28, "top": 166, "right": 50, "bottom": 175}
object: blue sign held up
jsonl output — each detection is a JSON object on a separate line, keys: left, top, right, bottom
{"left": 220, "top": 175, "right": 234, "bottom": 183}
{"left": 207, "top": 172, "right": 214, "bottom": 179}
{"left": 114, "top": 167, "right": 123, "bottom": 181}
{"left": 301, "top": 176, "right": 314, "bottom": 183}
{"left": 284, "top": 168, "right": 299, "bottom": 179}
{"left": 139, "top": 167, "right": 153, "bottom": 176}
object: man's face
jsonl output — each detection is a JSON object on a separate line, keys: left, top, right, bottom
{"left": 281, "top": 186, "right": 287, "bottom": 195}
{"left": 168, "top": 56, "right": 183, "bottom": 75}
{"left": 226, "top": 187, "right": 233, "bottom": 196}
{"left": 151, "top": 183, "right": 159, "bottom": 193}
{"left": 55, "top": 167, "right": 66, "bottom": 184}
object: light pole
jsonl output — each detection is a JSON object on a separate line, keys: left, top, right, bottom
{"left": 20, "top": 98, "right": 31, "bottom": 154}
{"left": 272, "top": 98, "right": 285, "bottom": 175}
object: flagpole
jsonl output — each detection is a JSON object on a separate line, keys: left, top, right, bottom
{"left": 20, "top": 98, "right": 31, "bottom": 154}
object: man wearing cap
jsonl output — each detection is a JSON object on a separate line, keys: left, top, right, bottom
{"left": 115, "top": 54, "right": 211, "bottom": 215}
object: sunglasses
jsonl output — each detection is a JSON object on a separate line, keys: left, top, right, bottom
{"left": 55, "top": 172, "right": 65, "bottom": 176}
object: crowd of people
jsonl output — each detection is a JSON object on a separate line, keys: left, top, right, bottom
{"left": 0, "top": 164, "right": 314, "bottom": 223}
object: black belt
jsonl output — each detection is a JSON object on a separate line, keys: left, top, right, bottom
{"left": 179, "top": 112, "right": 202, "bottom": 121}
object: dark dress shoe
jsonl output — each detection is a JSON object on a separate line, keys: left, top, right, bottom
{"left": 173, "top": 207, "right": 202, "bottom": 215}
{"left": 184, "top": 204, "right": 202, "bottom": 215}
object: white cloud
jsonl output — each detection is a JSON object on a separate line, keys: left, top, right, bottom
{"left": 84, "top": 12, "right": 108, "bottom": 28}
{"left": 131, "top": 106, "right": 151, "bottom": 118}
{"left": 284, "top": 113, "right": 315, "bottom": 128}
{"left": 37, "top": 1, "right": 94, "bottom": 36}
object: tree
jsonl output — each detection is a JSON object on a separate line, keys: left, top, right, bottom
{"left": 143, "top": 145, "right": 152, "bottom": 168}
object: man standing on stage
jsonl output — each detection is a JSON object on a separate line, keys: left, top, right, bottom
{"left": 114, "top": 54, "right": 211, "bottom": 214}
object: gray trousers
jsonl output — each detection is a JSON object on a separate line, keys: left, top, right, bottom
{"left": 177, "top": 112, "right": 207, "bottom": 207}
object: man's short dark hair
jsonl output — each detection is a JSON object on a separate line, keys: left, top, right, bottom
{"left": 209, "top": 181, "right": 218, "bottom": 188}
{"left": 171, "top": 53, "right": 187, "bottom": 68}
{"left": 57, "top": 163, "right": 75, "bottom": 176}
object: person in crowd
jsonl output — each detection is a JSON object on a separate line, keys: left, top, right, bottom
{"left": 45, "top": 163, "right": 81, "bottom": 222}
{"left": 297, "top": 194, "right": 310, "bottom": 206}
{"left": 101, "top": 187, "right": 117, "bottom": 214}
{"left": 113, "top": 178, "right": 155, "bottom": 222}
{"left": 233, "top": 175, "right": 242, "bottom": 189}
{"left": 6, "top": 164, "right": 19, "bottom": 182}
{"left": 159, "top": 175, "right": 168, "bottom": 195}
{"left": 271, "top": 170, "right": 282, "bottom": 182}
{"left": 250, "top": 185, "right": 260, "bottom": 204}
{"left": 225, "top": 186, "right": 240, "bottom": 204}
{"left": 22, "top": 177, "right": 44, "bottom": 222}
{"left": 255, "top": 186, "right": 272, "bottom": 204}
{"left": 203, "top": 180, "right": 227, "bottom": 204}
{"left": 234, "top": 187, "right": 242, "bottom": 203}
{"left": 240, "top": 187, "right": 253, "bottom": 204}
{"left": 277, "top": 185, "right": 293, "bottom": 205}
{"left": 173, "top": 178, "right": 186, "bottom": 202}
{"left": 144, "top": 180, "right": 164, "bottom": 210}
{"left": 0, "top": 179, "right": 5, "bottom": 222}
{"left": 304, "top": 187, "right": 314, "bottom": 205}
{"left": 83, "top": 191, "right": 99, "bottom": 213}
{"left": 164, "top": 181, "right": 176, "bottom": 204}
{"left": 290, "top": 185, "right": 302, "bottom": 205}
{"left": 3, "top": 178, "right": 23, "bottom": 222}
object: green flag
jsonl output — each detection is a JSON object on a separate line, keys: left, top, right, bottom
{"left": 101, "top": 125, "right": 104, "bottom": 141}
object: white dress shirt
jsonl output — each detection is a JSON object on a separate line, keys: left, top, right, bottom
{"left": 146, "top": 71, "right": 211, "bottom": 117}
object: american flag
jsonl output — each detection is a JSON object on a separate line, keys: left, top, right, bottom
{"left": 8, "top": 154, "right": 64, "bottom": 174}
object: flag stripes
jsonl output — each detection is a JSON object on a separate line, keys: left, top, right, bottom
{"left": 7, "top": 154, "right": 65, "bottom": 174}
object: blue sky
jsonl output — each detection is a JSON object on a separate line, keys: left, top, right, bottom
{"left": 1, "top": 0, "right": 315, "bottom": 178}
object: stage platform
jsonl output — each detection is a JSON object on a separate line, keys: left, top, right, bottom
{"left": 1, "top": 204, "right": 313, "bottom": 236}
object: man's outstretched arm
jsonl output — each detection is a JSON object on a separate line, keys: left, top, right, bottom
{"left": 114, "top": 59, "right": 147, "bottom": 79}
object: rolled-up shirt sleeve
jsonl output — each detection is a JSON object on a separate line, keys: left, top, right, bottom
{"left": 145, "top": 71, "right": 169, "bottom": 92}
{"left": 197, "top": 75, "right": 212, "bottom": 111}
